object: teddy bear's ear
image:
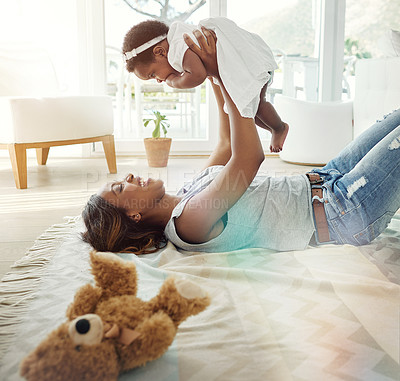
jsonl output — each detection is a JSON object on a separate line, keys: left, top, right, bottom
{"left": 90, "top": 251, "right": 138, "bottom": 297}
{"left": 66, "top": 284, "right": 102, "bottom": 320}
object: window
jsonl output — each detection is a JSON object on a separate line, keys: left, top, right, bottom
{"left": 227, "top": 0, "right": 319, "bottom": 102}
{"left": 343, "top": 0, "right": 400, "bottom": 99}
{"left": 104, "top": 0, "right": 211, "bottom": 149}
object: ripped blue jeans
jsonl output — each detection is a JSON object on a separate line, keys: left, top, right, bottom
{"left": 311, "top": 108, "right": 400, "bottom": 245}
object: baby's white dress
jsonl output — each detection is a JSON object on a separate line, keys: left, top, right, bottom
{"left": 167, "top": 17, "right": 278, "bottom": 118}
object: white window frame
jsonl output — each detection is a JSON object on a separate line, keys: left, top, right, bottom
{"left": 316, "top": 0, "right": 346, "bottom": 102}
{"left": 76, "top": 0, "right": 107, "bottom": 96}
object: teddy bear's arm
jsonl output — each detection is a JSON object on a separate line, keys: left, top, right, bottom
{"left": 66, "top": 284, "right": 102, "bottom": 319}
{"left": 148, "top": 278, "right": 210, "bottom": 327}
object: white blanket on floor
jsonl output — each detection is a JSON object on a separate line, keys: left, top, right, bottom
{"left": 1, "top": 216, "right": 399, "bottom": 380}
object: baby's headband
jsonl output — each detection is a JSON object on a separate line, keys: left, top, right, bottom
{"left": 123, "top": 34, "right": 167, "bottom": 61}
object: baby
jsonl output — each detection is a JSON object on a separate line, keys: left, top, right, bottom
{"left": 123, "top": 17, "right": 288, "bottom": 152}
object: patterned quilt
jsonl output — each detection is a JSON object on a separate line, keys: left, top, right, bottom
{"left": 0, "top": 215, "right": 399, "bottom": 380}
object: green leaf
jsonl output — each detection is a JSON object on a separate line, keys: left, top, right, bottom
{"left": 144, "top": 109, "right": 169, "bottom": 138}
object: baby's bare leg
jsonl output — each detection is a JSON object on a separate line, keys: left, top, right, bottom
{"left": 256, "top": 85, "right": 289, "bottom": 152}
{"left": 255, "top": 116, "right": 271, "bottom": 133}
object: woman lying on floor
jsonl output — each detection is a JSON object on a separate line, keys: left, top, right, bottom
{"left": 82, "top": 28, "right": 400, "bottom": 255}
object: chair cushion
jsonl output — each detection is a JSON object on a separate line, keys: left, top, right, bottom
{"left": 0, "top": 96, "right": 114, "bottom": 144}
{"left": 275, "top": 96, "right": 353, "bottom": 165}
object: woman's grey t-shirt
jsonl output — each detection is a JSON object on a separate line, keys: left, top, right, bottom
{"left": 164, "top": 166, "right": 315, "bottom": 252}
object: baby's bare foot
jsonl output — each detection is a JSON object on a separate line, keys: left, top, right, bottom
{"left": 270, "top": 122, "right": 289, "bottom": 153}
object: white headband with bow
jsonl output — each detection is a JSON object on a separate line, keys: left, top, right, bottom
{"left": 123, "top": 34, "right": 167, "bottom": 61}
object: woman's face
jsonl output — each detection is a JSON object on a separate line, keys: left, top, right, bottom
{"left": 98, "top": 173, "right": 165, "bottom": 217}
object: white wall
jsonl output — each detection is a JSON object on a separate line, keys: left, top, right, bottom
{"left": 0, "top": 0, "right": 80, "bottom": 94}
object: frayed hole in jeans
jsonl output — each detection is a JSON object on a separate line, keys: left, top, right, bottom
{"left": 388, "top": 135, "right": 400, "bottom": 150}
{"left": 346, "top": 176, "right": 367, "bottom": 198}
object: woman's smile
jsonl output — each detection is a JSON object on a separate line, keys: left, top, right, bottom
{"left": 112, "top": 174, "right": 151, "bottom": 193}
{"left": 98, "top": 173, "right": 166, "bottom": 214}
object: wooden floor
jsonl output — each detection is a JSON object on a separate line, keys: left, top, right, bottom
{"left": 0, "top": 154, "right": 312, "bottom": 280}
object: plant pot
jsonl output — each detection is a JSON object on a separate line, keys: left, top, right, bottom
{"left": 143, "top": 137, "right": 172, "bottom": 167}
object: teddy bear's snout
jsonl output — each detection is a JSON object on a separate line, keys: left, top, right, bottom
{"left": 68, "top": 314, "right": 104, "bottom": 346}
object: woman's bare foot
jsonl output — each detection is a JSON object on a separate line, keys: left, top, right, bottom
{"left": 270, "top": 122, "right": 289, "bottom": 153}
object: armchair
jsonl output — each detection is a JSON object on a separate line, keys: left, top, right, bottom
{"left": 0, "top": 43, "right": 117, "bottom": 189}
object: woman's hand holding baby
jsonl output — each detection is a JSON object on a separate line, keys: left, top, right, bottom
{"left": 184, "top": 27, "right": 219, "bottom": 80}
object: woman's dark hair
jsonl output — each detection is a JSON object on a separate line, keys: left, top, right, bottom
{"left": 81, "top": 194, "right": 166, "bottom": 254}
{"left": 122, "top": 20, "right": 169, "bottom": 72}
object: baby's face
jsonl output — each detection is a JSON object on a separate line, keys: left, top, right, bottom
{"left": 134, "top": 56, "right": 179, "bottom": 83}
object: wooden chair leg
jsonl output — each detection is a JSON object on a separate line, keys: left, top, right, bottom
{"left": 102, "top": 135, "right": 117, "bottom": 174}
{"left": 8, "top": 144, "right": 27, "bottom": 189}
{"left": 36, "top": 147, "right": 50, "bottom": 165}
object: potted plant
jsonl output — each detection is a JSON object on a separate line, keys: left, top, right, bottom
{"left": 143, "top": 110, "right": 171, "bottom": 167}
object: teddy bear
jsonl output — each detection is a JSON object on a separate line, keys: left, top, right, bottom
{"left": 20, "top": 251, "right": 210, "bottom": 381}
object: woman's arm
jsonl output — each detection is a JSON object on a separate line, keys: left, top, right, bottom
{"left": 200, "top": 78, "right": 232, "bottom": 170}
{"left": 165, "top": 49, "right": 207, "bottom": 89}
{"left": 185, "top": 28, "right": 230, "bottom": 170}
{"left": 175, "top": 29, "right": 265, "bottom": 244}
